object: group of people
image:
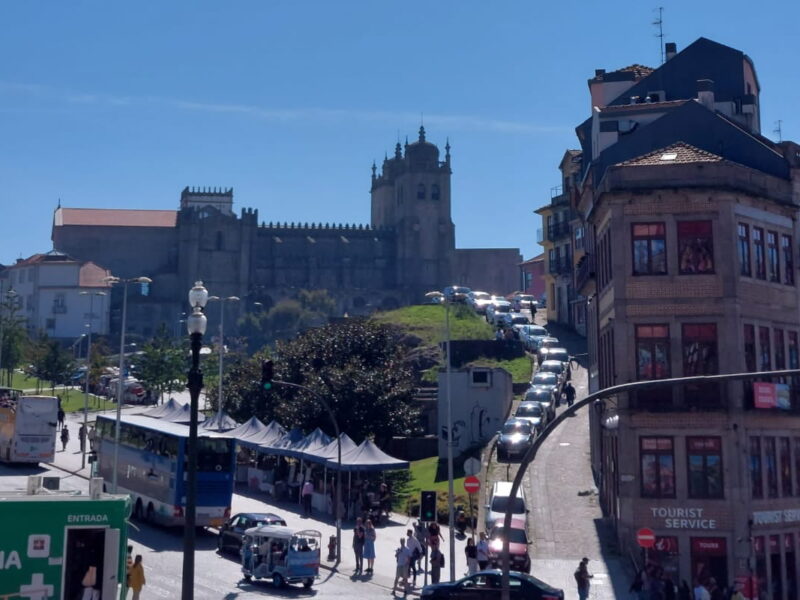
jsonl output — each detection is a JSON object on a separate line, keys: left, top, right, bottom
{"left": 59, "top": 422, "right": 93, "bottom": 452}
{"left": 351, "top": 517, "right": 378, "bottom": 574}
{"left": 390, "top": 521, "right": 445, "bottom": 595}
{"left": 629, "top": 565, "right": 746, "bottom": 600}
{"left": 463, "top": 532, "right": 491, "bottom": 574}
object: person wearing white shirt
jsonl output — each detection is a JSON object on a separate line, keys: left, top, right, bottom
{"left": 476, "top": 532, "right": 490, "bottom": 570}
{"left": 405, "top": 529, "right": 423, "bottom": 585}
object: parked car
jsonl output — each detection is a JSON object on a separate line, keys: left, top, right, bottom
{"left": 512, "top": 294, "right": 538, "bottom": 311}
{"left": 217, "top": 512, "right": 287, "bottom": 555}
{"left": 524, "top": 387, "right": 557, "bottom": 421}
{"left": 485, "top": 481, "right": 527, "bottom": 531}
{"left": 496, "top": 418, "right": 535, "bottom": 462}
{"left": 518, "top": 324, "right": 549, "bottom": 351}
{"left": 499, "top": 312, "right": 531, "bottom": 333}
{"left": 486, "top": 298, "right": 512, "bottom": 325}
{"left": 536, "top": 336, "right": 561, "bottom": 358}
{"left": 514, "top": 401, "right": 545, "bottom": 433}
{"left": 538, "top": 360, "right": 567, "bottom": 386}
{"left": 443, "top": 285, "right": 472, "bottom": 303}
{"left": 487, "top": 518, "right": 532, "bottom": 573}
{"left": 467, "top": 291, "right": 493, "bottom": 314}
{"left": 540, "top": 347, "right": 570, "bottom": 367}
{"left": 420, "top": 570, "right": 563, "bottom": 599}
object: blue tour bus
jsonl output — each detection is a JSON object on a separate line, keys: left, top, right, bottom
{"left": 95, "top": 413, "right": 235, "bottom": 528}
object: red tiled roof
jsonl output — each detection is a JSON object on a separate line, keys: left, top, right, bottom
{"left": 11, "top": 251, "right": 77, "bottom": 267}
{"left": 617, "top": 142, "right": 724, "bottom": 167}
{"left": 79, "top": 262, "right": 112, "bottom": 287}
{"left": 600, "top": 99, "right": 688, "bottom": 114}
{"left": 54, "top": 208, "right": 177, "bottom": 228}
{"left": 612, "top": 64, "right": 655, "bottom": 78}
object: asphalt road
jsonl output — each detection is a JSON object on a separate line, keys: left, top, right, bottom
{"left": 0, "top": 464, "right": 401, "bottom": 600}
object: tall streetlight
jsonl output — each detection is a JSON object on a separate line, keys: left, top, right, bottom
{"left": 79, "top": 290, "right": 106, "bottom": 469}
{"left": 425, "top": 290, "right": 456, "bottom": 581}
{"left": 0, "top": 287, "right": 19, "bottom": 387}
{"left": 207, "top": 295, "right": 239, "bottom": 428}
{"left": 104, "top": 275, "right": 152, "bottom": 492}
{"left": 182, "top": 281, "right": 208, "bottom": 600}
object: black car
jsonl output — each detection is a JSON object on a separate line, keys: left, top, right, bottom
{"left": 217, "top": 512, "right": 287, "bottom": 554}
{"left": 496, "top": 418, "right": 535, "bottom": 463}
{"left": 421, "top": 569, "right": 564, "bottom": 599}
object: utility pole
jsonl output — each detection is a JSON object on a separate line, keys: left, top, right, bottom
{"left": 653, "top": 7, "right": 665, "bottom": 64}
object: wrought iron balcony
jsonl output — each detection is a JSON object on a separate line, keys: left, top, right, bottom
{"left": 546, "top": 221, "right": 571, "bottom": 241}
{"left": 548, "top": 256, "right": 572, "bottom": 275}
{"left": 575, "top": 254, "right": 595, "bottom": 292}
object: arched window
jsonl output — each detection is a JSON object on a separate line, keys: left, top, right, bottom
{"left": 215, "top": 231, "right": 224, "bottom": 251}
{"left": 431, "top": 184, "right": 440, "bottom": 200}
{"left": 417, "top": 184, "right": 426, "bottom": 199}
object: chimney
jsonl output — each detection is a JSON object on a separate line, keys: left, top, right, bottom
{"left": 665, "top": 42, "right": 677, "bottom": 60}
{"left": 594, "top": 69, "right": 606, "bottom": 78}
{"left": 697, "top": 79, "right": 715, "bottom": 109}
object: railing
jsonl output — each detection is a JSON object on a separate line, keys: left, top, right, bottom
{"left": 576, "top": 254, "right": 595, "bottom": 291}
{"left": 548, "top": 256, "right": 572, "bottom": 275}
{"left": 546, "top": 221, "right": 571, "bottom": 241}
{"left": 550, "top": 185, "right": 569, "bottom": 205}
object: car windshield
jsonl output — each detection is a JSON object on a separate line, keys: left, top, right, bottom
{"left": 490, "top": 496, "right": 525, "bottom": 513}
{"left": 455, "top": 287, "right": 471, "bottom": 294}
{"left": 531, "top": 327, "right": 548, "bottom": 336}
{"left": 491, "top": 527, "right": 528, "bottom": 544}
{"left": 516, "top": 404, "right": 542, "bottom": 417}
{"left": 547, "top": 350, "right": 570, "bottom": 362}
{"left": 502, "top": 422, "right": 531, "bottom": 435}
{"left": 533, "top": 373, "right": 557, "bottom": 385}
{"left": 474, "top": 292, "right": 491, "bottom": 300}
{"left": 526, "top": 390, "right": 550, "bottom": 402}
{"left": 496, "top": 305, "right": 511, "bottom": 313}
{"left": 511, "top": 316, "right": 528, "bottom": 324}
{"left": 540, "top": 362, "right": 563, "bottom": 372}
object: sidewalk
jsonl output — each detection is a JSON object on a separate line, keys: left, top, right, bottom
{"left": 51, "top": 407, "right": 472, "bottom": 595}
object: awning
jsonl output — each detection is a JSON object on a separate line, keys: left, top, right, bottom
{"left": 324, "top": 439, "right": 409, "bottom": 472}
{"left": 200, "top": 411, "right": 240, "bottom": 432}
{"left": 303, "top": 433, "right": 359, "bottom": 465}
{"left": 282, "top": 427, "right": 332, "bottom": 458}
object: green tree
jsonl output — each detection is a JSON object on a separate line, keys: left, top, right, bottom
{"left": 135, "top": 325, "right": 185, "bottom": 403}
{"left": 39, "top": 339, "right": 75, "bottom": 392}
{"left": 0, "top": 293, "right": 26, "bottom": 387}
{"left": 225, "top": 319, "right": 419, "bottom": 444}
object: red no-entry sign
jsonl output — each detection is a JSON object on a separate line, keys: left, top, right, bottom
{"left": 636, "top": 528, "right": 656, "bottom": 548}
{"left": 464, "top": 476, "right": 480, "bottom": 494}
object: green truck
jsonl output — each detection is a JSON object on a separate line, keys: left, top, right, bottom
{"left": 0, "top": 477, "right": 131, "bottom": 600}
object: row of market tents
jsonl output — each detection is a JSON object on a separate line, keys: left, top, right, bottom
{"left": 141, "top": 398, "right": 409, "bottom": 472}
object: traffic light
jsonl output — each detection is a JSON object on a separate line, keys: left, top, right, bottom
{"left": 261, "top": 359, "right": 274, "bottom": 390}
{"left": 420, "top": 490, "right": 437, "bottom": 522}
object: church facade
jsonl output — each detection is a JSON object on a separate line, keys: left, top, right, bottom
{"left": 51, "top": 128, "right": 521, "bottom": 338}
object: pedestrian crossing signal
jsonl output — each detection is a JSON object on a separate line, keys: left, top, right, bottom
{"left": 261, "top": 359, "right": 274, "bottom": 390}
{"left": 420, "top": 491, "right": 437, "bottom": 521}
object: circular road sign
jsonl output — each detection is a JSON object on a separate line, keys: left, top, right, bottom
{"left": 636, "top": 528, "right": 656, "bottom": 548}
{"left": 464, "top": 475, "right": 480, "bottom": 495}
{"left": 463, "top": 457, "right": 481, "bottom": 476}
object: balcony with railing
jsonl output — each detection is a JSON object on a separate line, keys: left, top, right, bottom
{"left": 575, "top": 253, "right": 595, "bottom": 293}
{"left": 546, "top": 221, "right": 571, "bottom": 241}
{"left": 550, "top": 185, "right": 569, "bottom": 206}
{"left": 548, "top": 255, "right": 573, "bottom": 276}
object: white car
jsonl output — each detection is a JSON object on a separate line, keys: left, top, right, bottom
{"left": 499, "top": 312, "right": 531, "bottom": 332}
{"left": 512, "top": 294, "right": 538, "bottom": 311}
{"left": 467, "top": 291, "right": 493, "bottom": 314}
{"left": 486, "top": 297, "right": 512, "bottom": 325}
{"left": 518, "top": 325, "right": 549, "bottom": 351}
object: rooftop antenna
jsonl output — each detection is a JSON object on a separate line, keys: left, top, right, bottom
{"left": 420, "top": 111, "right": 424, "bottom": 126}
{"left": 774, "top": 120, "right": 783, "bottom": 142}
{"left": 653, "top": 6, "right": 665, "bottom": 64}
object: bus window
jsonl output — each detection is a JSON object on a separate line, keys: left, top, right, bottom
{"left": 197, "top": 438, "right": 233, "bottom": 472}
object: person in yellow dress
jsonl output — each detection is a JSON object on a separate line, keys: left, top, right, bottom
{"left": 128, "top": 555, "right": 146, "bottom": 600}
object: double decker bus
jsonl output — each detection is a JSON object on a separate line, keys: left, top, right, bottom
{"left": 94, "top": 413, "right": 235, "bottom": 528}
{"left": 0, "top": 387, "right": 58, "bottom": 464}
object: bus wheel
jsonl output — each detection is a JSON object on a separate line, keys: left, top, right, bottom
{"left": 303, "top": 578, "right": 313, "bottom": 588}
{"left": 272, "top": 573, "right": 284, "bottom": 588}
{"left": 134, "top": 499, "right": 143, "bottom": 520}
{"left": 146, "top": 504, "right": 155, "bottom": 523}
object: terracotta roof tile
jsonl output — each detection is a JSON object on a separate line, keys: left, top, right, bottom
{"left": 617, "top": 142, "right": 724, "bottom": 167}
{"left": 613, "top": 64, "right": 655, "bottom": 78}
{"left": 55, "top": 208, "right": 177, "bottom": 228}
{"left": 600, "top": 99, "right": 688, "bottom": 114}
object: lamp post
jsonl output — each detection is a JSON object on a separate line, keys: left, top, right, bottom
{"left": 104, "top": 275, "right": 152, "bottom": 492}
{"left": 425, "top": 290, "right": 455, "bottom": 581}
{"left": 182, "top": 281, "right": 208, "bottom": 600}
{"left": 0, "top": 287, "right": 18, "bottom": 387}
{"left": 79, "top": 290, "right": 106, "bottom": 469}
{"left": 207, "top": 295, "right": 239, "bottom": 428}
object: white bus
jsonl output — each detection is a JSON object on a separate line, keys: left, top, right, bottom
{"left": 0, "top": 387, "right": 59, "bottom": 464}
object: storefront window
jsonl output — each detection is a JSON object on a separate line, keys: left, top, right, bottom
{"left": 635, "top": 325, "right": 670, "bottom": 380}
{"left": 687, "top": 437, "right": 723, "bottom": 498}
{"left": 691, "top": 537, "right": 728, "bottom": 589}
{"left": 751, "top": 437, "right": 763, "bottom": 499}
{"left": 744, "top": 325, "right": 756, "bottom": 373}
{"left": 682, "top": 324, "right": 718, "bottom": 376}
{"left": 632, "top": 223, "right": 667, "bottom": 275}
{"left": 765, "top": 437, "right": 778, "bottom": 498}
{"left": 780, "top": 437, "right": 793, "bottom": 497}
{"left": 640, "top": 437, "right": 675, "bottom": 498}
{"left": 678, "top": 221, "right": 714, "bottom": 274}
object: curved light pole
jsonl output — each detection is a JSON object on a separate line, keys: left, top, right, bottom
{"left": 79, "top": 290, "right": 106, "bottom": 469}
{"left": 0, "top": 287, "right": 18, "bottom": 387}
{"left": 104, "top": 275, "right": 152, "bottom": 492}
{"left": 207, "top": 295, "right": 239, "bottom": 428}
{"left": 425, "top": 290, "right": 455, "bottom": 581}
{"left": 182, "top": 281, "right": 208, "bottom": 600}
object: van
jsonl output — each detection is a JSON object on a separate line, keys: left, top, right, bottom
{"left": 484, "top": 481, "right": 527, "bottom": 530}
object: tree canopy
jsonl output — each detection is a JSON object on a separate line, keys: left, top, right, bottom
{"left": 134, "top": 324, "right": 185, "bottom": 403}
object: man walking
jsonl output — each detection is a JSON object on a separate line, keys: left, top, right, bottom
{"left": 301, "top": 479, "right": 314, "bottom": 516}
{"left": 476, "top": 532, "right": 490, "bottom": 570}
{"left": 392, "top": 538, "right": 411, "bottom": 596}
{"left": 78, "top": 424, "right": 87, "bottom": 453}
{"left": 574, "top": 557, "right": 593, "bottom": 600}
{"left": 564, "top": 381, "right": 576, "bottom": 407}
{"left": 405, "top": 529, "right": 423, "bottom": 586}
{"left": 60, "top": 425, "right": 70, "bottom": 452}
{"left": 352, "top": 517, "right": 365, "bottom": 574}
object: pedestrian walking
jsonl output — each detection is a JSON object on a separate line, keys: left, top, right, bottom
{"left": 88, "top": 425, "right": 97, "bottom": 451}
{"left": 429, "top": 546, "right": 444, "bottom": 584}
{"left": 352, "top": 517, "right": 365, "bottom": 574}
{"left": 476, "top": 532, "right": 490, "bottom": 570}
{"left": 405, "top": 529, "right": 423, "bottom": 586}
{"left": 128, "top": 555, "right": 145, "bottom": 600}
{"left": 57, "top": 408, "right": 65, "bottom": 430}
{"left": 125, "top": 545, "right": 134, "bottom": 594}
{"left": 78, "top": 424, "right": 87, "bottom": 453}
{"left": 574, "top": 557, "right": 593, "bottom": 600}
{"left": 465, "top": 538, "right": 478, "bottom": 575}
{"left": 60, "top": 426, "right": 70, "bottom": 452}
{"left": 363, "top": 519, "right": 376, "bottom": 574}
{"left": 427, "top": 520, "right": 444, "bottom": 551}
{"left": 392, "top": 538, "right": 411, "bottom": 596}
{"left": 301, "top": 479, "right": 314, "bottom": 516}
{"left": 693, "top": 580, "right": 710, "bottom": 600}
{"left": 564, "top": 381, "right": 576, "bottom": 407}
{"left": 414, "top": 520, "right": 428, "bottom": 563}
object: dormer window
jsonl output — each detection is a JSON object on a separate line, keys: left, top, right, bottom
{"left": 431, "top": 184, "right": 440, "bottom": 200}
{"left": 417, "top": 184, "right": 426, "bottom": 200}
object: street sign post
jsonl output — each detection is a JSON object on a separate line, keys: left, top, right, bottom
{"left": 636, "top": 527, "right": 656, "bottom": 548}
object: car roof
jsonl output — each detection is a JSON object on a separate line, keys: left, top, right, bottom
{"left": 540, "top": 360, "right": 564, "bottom": 367}
{"left": 238, "top": 512, "right": 283, "bottom": 521}
{"left": 467, "top": 570, "right": 563, "bottom": 593}
{"left": 533, "top": 371, "right": 557, "bottom": 379}
{"left": 490, "top": 481, "right": 525, "bottom": 500}
{"left": 503, "top": 418, "right": 531, "bottom": 428}
{"left": 517, "top": 401, "right": 543, "bottom": 412}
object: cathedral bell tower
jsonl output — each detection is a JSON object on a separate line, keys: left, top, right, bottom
{"left": 370, "top": 127, "right": 455, "bottom": 299}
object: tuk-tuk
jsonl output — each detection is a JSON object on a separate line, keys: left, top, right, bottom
{"left": 241, "top": 525, "right": 321, "bottom": 588}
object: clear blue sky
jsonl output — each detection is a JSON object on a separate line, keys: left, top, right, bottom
{"left": 2, "top": 1, "right": 798, "bottom": 267}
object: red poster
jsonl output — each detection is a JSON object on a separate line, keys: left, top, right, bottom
{"left": 754, "top": 382, "right": 778, "bottom": 409}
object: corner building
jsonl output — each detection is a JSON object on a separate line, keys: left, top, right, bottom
{"left": 569, "top": 38, "right": 800, "bottom": 597}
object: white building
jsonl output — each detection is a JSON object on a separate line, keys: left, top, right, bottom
{"left": 6, "top": 251, "right": 111, "bottom": 340}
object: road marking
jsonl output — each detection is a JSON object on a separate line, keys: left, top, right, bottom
{"left": 559, "top": 442, "right": 570, "bottom": 446}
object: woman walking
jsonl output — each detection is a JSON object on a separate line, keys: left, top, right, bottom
{"left": 464, "top": 538, "right": 478, "bottom": 575}
{"left": 363, "top": 519, "right": 376, "bottom": 574}
{"left": 60, "top": 426, "right": 70, "bottom": 452}
{"left": 128, "top": 555, "right": 146, "bottom": 600}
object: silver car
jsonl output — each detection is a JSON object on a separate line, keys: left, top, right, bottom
{"left": 514, "top": 400, "right": 545, "bottom": 432}
{"left": 524, "top": 386, "right": 557, "bottom": 420}
{"left": 538, "top": 359, "right": 566, "bottom": 385}
{"left": 518, "top": 325, "right": 549, "bottom": 351}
